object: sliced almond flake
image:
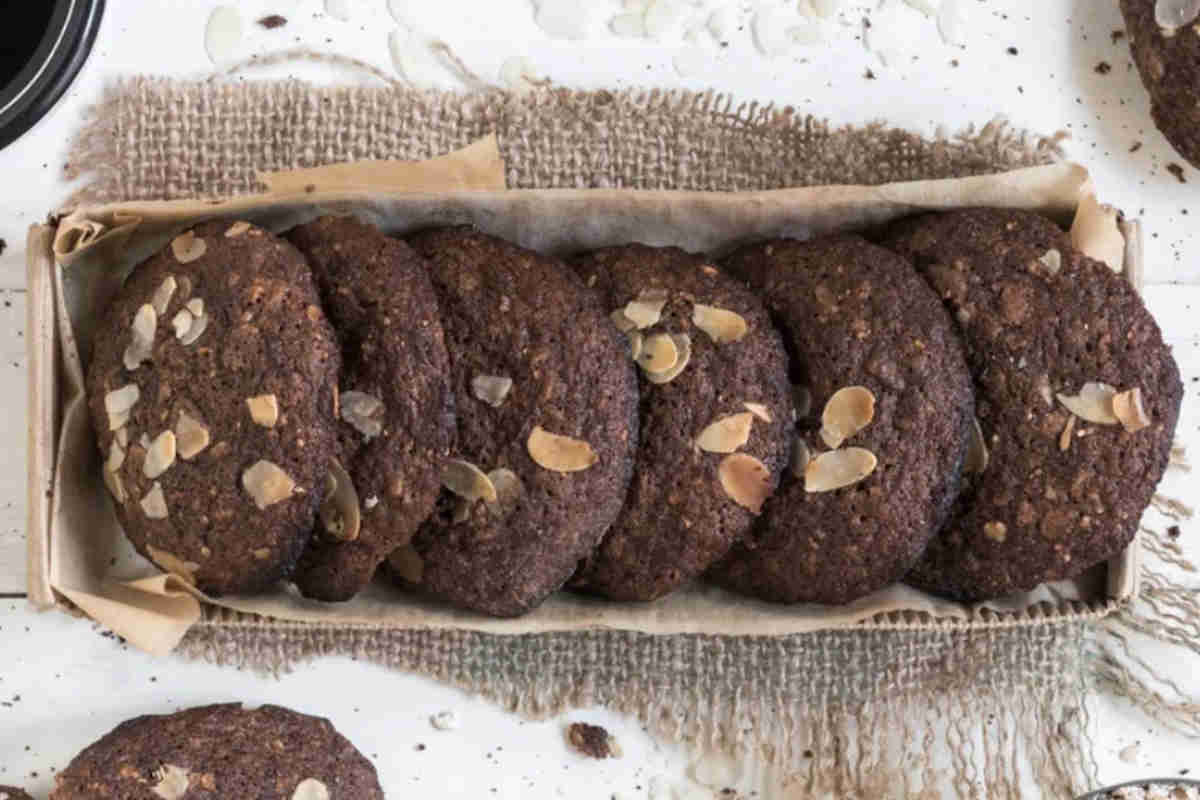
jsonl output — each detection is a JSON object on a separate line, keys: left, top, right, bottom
{"left": 105, "top": 384, "right": 140, "bottom": 430}
{"left": 1059, "top": 413, "right": 1076, "bottom": 452}
{"left": 292, "top": 779, "right": 331, "bottom": 800}
{"left": 140, "top": 482, "right": 169, "bottom": 519}
{"left": 527, "top": 426, "right": 598, "bottom": 472}
{"left": 171, "top": 308, "right": 194, "bottom": 339}
{"left": 391, "top": 545, "right": 424, "bottom": 584}
{"left": 637, "top": 332, "right": 679, "bottom": 374}
{"left": 819, "top": 386, "right": 876, "bottom": 449}
{"left": 115, "top": 427, "right": 129, "bottom": 448}
{"left": 143, "top": 430, "right": 177, "bottom": 479}
{"left": 242, "top": 460, "right": 297, "bottom": 509}
{"left": 791, "top": 437, "right": 811, "bottom": 478}
{"left": 224, "top": 221, "right": 252, "bottom": 238}
{"left": 692, "top": 304, "right": 749, "bottom": 344}
{"left": 175, "top": 411, "right": 211, "bottom": 460}
{"left": 246, "top": 394, "right": 280, "bottom": 427}
{"left": 442, "top": 459, "right": 499, "bottom": 503}
{"left": 743, "top": 402, "right": 772, "bottom": 423}
{"left": 1113, "top": 387, "right": 1151, "bottom": 432}
{"left": 177, "top": 276, "right": 193, "bottom": 301}
{"left": 1056, "top": 382, "right": 1119, "bottom": 425}
{"left": 171, "top": 230, "right": 208, "bottom": 264}
{"left": 695, "top": 412, "right": 755, "bottom": 454}
{"left": 1037, "top": 248, "right": 1062, "bottom": 276}
{"left": 623, "top": 290, "right": 669, "bottom": 329}
{"left": 965, "top": 416, "right": 989, "bottom": 474}
{"left": 106, "top": 442, "right": 126, "bottom": 473}
{"left": 341, "top": 390, "right": 385, "bottom": 438}
{"left": 320, "top": 459, "right": 360, "bottom": 541}
{"left": 610, "top": 308, "right": 638, "bottom": 333}
{"left": 645, "top": 333, "right": 692, "bottom": 385}
{"left": 364, "top": 495, "right": 379, "bottom": 511}
{"left": 804, "top": 447, "right": 877, "bottom": 493}
{"left": 471, "top": 375, "right": 513, "bottom": 408}
{"left": 179, "top": 312, "right": 209, "bottom": 346}
{"left": 485, "top": 468, "right": 524, "bottom": 517}
{"left": 151, "top": 276, "right": 178, "bottom": 315}
{"left": 1036, "top": 374, "right": 1054, "bottom": 408}
{"left": 718, "top": 453, "right": 772, "bottom": 513}
{"left": 627, "top": 330, "right": 643, "bottom": 361}
{"left": 151, "top": 763, "right": 191, "bottom": 799}
{"left": 139, "top": 432, "right": 152, "bottom": 450}
{"left": 103, "top": 467, "right": 127, "bottom": 504}
{"left": 186, "top": 298, "right": 205, "bottom": 317}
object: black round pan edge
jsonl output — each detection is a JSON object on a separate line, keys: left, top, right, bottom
{"left": 0, "top": 0, "right": 104, "bottom": 152}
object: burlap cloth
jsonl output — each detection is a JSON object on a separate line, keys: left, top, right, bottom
{"left": 63, "top": 78, "right": 1199, "bottom": 798}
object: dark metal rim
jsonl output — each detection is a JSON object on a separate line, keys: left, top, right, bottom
{"left": 0, "top": 0, "right": 105, "bottom": 151}
{"left": 1077, "top": 778, "right": 1200, "bottom": 799}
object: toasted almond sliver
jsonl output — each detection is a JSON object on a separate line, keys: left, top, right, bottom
{"left": 442, "top": 459, "right": 499, "bottom": 502}
{"left": 105, "top": 383, "right": 141, "bottom": 414}
{"left": 471, "top": 375, "right": 513, "bottom": 408}
{"left": 143, "top": 430, "right": 177, "bottom": 479}
{"left": 623, "top": 290, "right": 669, "bottom": 330}
{"left": 717, "top": 453, "right": 772, "bottom": 513}
{"left": 819, "top": 386, "right": 876, "bottom": 449}
{"left": 124, "top": 303, "right": 158, "bottom": 370}
{"left": 965, "top": 416, "right": 989, "bottom": 474}
{"left": 140, "top": 482, "right": 169, "bottom": 519}
{"left": 225, "top": 221, "right": 252, "bottom": 238}
{"left": 1059, "top": 413, "right": 1077, "bottom": 452}
{"left": 1037, "top": 248, "right": 1062, "bottom": 276}
{"left": 1056, "top": 382, "right": 1119, "bottom": 425}
{"left": 804, "top": 447, "right": 878, "bottom": 493}
{"left": 645, "top": 333, "right": 692, "bottom": 385}
{"left": 636, "top": 332, "right": 679, "bottom": 374}
{"left": 179, "top": 312, "right": 208, "bottom": 346}
{"left": 175, "top": 411, "right": 211, "bottom": 459}
{"left": 151, "top": 276, "right": 178, "bottom": 315}
{"left": 320, "top": 459, "right": 360, "bottom": 541}
{"left": 106, "top": 442, "right": 127, "bottom": 473}
{"left": 291, "top": 778, "right": 331, "bottom": 800}
{"left": 1113, "top": 387, "right": 1151, "bottom": 432}
{"left": 171, "top": 231, "right": 207, "bottom": 264}
{"left": 610, "top": 309, "right": 638, "bottom": 333}
{"left": 242, "top": 460, "right": 297, "bottom": 509}
{"left": 743, "top": 402, "right": 772, "bottom": 423}
{"left": 185, "top": 298, "right": 205, "bottom": 317}
{"left": 692, "top": 304, "right": 748, "bottom": 344}
{"left": 246, "top": 394, "right": 280, "bottom": 427}
{"left": 695, "top": 412, "right": 755, "bottom": 454}
{"left": 103, "top": 467, "right": 126, "bottom": 504}
{"left": 627, "top": 330, "right": 643, "bottom": 361}
{"left": 485, "top": 468, "right": 524, "bottom": 517}
{"left": 527, "top": 426, "right": 598, "bottom": 472}
{"left": 341, "top": 390, "right": 385, "bottom": 439}
{"left": 171, "top": 308, "right": 194, "bottom": 339}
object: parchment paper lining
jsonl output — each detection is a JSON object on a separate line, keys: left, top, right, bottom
{"left": 31, "top": 145, "right": 1140, "bottom": 656}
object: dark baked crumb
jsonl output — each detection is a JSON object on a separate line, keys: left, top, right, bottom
{"left": 566, "top": 723, "right": 620, "bottom": 759}
{"left": 257, "top": 14, "right": 287, "bottom": 28}
{"left": 1112, "top": 29, "right": 1126, "bottom": 44}
{"left": 0, "top": 238, "right": 6, "bottom": 256}
{"left": 1095, "top": 61, "right": 1112, "bottom": 75}
{"left": 1006, "top": 46, "right": 1018, "bottom": 55}
{"left": 1130, "top": 141, "right": 1143, "bottom": 153}
{"left": 1168, "top": 525, "right": 1181, "bottom": 538}
{"left": 1168, "top": 163, "right": 1187, "bottom": 183}
{"left": 864, "top": 68, "right": 876, "bottom": 79}
{"left": 950, "top": 59, "right": 959, "bottom": 67}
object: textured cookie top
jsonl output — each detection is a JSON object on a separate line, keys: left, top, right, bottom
{"left": 50, "top": 704, "right": 382, "bottom": 800}
{"left": 569, "top": 245, "right": 792, "bottom": 601}
{"left": 286, "top": 216, "right": 455, "bottom": 602}
{"left": 1120, "top": 0, "right": 1200, "bottom": 168}
{"left": 884, "top": 208, "right": 1183, "bottom": 600}
{"left": 711, "top": 235, "right": 974, "bottom": 605}
{"left": 393, "top": 228, "right": 639, "bottom": 617}
{"left": 86, "top": 220, "right": 340, "bottom": 595}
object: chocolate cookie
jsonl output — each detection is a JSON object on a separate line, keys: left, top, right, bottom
{"left": 389, "top": 228, "right": 639, "bottom": 617}
{"left": 1121, "top": 0, "right": 1200, "bottom": 168}
{"left": 883, "top": 208, "right": 1183, "bottom": 600}
{"left": 0, "top": 787, "right": 33, "bottom": 800}
{"left": 568, "top": 245, "right": 792, "bottom": 601}
{"left": 86, "top": 220, "right": 340, "bottom": 595}
{"left": 51, "top": 703, "right": 382, "bottom": 799}
{"left": 709, "top": 235, "right": 974, "bottom": 605}
{"left": 286, "top": 216, "right": 455, "bottom": 601}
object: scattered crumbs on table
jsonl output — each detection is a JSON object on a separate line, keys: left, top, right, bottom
{"left": 1130, "top": 141, "right": 1143, "bottom": 153}
{"left": 566, "top": 722, "right": 621, "bottom": 759}
{"left": 1168, "top": 525, "right": 1181, "bottom": 538}
{"left": 864, "top": 68, "right": 876, "bottom": 80}
{"left": 1006, "top": 46, "right": 1018, "bottom": 55}
{"left": 1111, "top": 29, "right": 1126, "bottom": 44}
{"left": 257, "top": 15, "right": 288, "bottom": 29}
{"left": 1167, "top": 163, "right": 1187, "bottom": 183}
{"left": 429, "top": 710, "right": 459, "bottom": 731}
{"left": 1095, "top": 61, "right": 1112, "bottom": 75}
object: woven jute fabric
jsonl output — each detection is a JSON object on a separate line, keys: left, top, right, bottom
{"left": 67, "top": 76, "right": 1197, "bottom": 798}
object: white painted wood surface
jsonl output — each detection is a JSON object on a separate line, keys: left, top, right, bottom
{"left": 0, "top": 1, "right": 1197, "bottom": 794}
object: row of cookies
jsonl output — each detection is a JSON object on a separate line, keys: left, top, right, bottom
{"left": 86, "top": 209, "right": 1182, "bottom": 616}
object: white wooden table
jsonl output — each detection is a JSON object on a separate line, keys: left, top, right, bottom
{"left": 0, "top": 1, "right": 1197, "bottom": 796}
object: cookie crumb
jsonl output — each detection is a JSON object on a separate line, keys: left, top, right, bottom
{"left": 1168, "top": 524, "right": 1181, "bottom": 538}
{"left": 1095, "top": 61, "right": 1112, "bottom": 75}
{"left": 566, "top": 722, "right": 621, "bottom": 759}
{"left": 1111, "top": 29, "right": 1125, "bottom": 44}
{"left": 1167, "top": 163, "right": 1187, "bottom": 183}
{"left": 864, "top": 68, "right": 876, "bottom": 80}
{"left": 1130, "top": 141, "right": 1143, "bottom": 153}
{"left": 429, "top": 711, "right": 459, "bottom": 731}
{"left": 257, "top": 14, "right": 287, "bottom": 29}
{"left": 0, "top": 238, "right": 6, "bottom": 256}
{"left": 1006, "top": 46, "right": 1018, "bottom": 55}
